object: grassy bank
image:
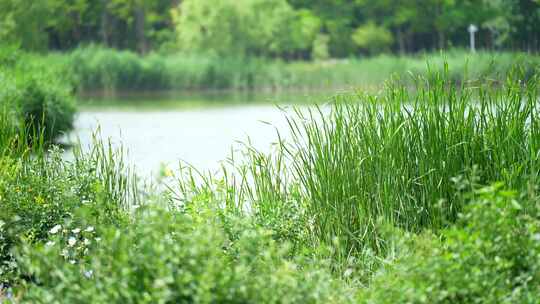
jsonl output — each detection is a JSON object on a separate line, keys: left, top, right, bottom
{"left": 2, "top": 61, "right": 540, "bottom": 302}
{"left": 43, "top": 46, "right": 540, "bottom": 94}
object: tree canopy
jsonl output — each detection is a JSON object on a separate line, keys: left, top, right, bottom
{"left": 0, "top": 0, "right": 539, "bottom": 57}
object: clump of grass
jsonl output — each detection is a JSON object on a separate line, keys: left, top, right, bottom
{"left": 283, "top": 67, "right": 540, "bottom": 262}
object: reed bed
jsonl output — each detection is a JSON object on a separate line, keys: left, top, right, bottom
{"left": 284, "top": 70, "right": 540, "bottom": 259}
{"left": 42, "top": 46, "right": 540, "bottom": 93}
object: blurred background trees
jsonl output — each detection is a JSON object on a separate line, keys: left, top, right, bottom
{"left": 0, "top": 0, "right": 539, "bottom": 57}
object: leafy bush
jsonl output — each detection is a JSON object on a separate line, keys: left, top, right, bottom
{"left": 18, "top": 205, "right": 353, "bottom": 303}
{"left": 0, "top": 48, "right": 76, "bottom": 142}
{"left": 15, "top": 77, "right": 75, "bottom": 141}
{"left": 0, "top": 145, "right": 132, "bottom": 285}
{"left": 0, "top": 107, "right": 136, "bottom": 285}
{"left": 362, "top": 184, "right": 540, "bottom": 303}
{"left": 352, "top": 22, "right": 394, "bottom": 55}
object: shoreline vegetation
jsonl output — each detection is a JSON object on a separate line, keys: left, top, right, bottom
{"left": 33, "top": 46, "right": 540, "bottom": 95}
{"left": 2, "top": 48, "right": 540, "bottom": 301}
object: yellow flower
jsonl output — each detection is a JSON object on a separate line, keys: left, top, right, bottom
{"left": 35, "top": 195, "right": 45, "bottom": 204}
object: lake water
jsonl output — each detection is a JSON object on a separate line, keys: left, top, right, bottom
{"left": 66, "top": 91, "right": 334, "bottom": 177}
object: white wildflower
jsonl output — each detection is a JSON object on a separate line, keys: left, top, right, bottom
{"left": 69, "top": 260, "right": 76, "bottom": 265}
{"left": 72, "top": 228, "right": 81, "bottom": 234}
{"left": 68, "top": 237, "right": 77, "bottom": 247}
{"left": 85, "top": 226, "right": 94, "bottom": 233}
{"left": 83, "top": 270, "right": 93, "bottom": 279}
{"left": 83, "top": 238, "right": 91, "bottom": 246}
{"left": 45, "top": 241, "right": 55, "bottom": 247}
{"left": 49, "top": 224, "right": 62, "bottom": 234}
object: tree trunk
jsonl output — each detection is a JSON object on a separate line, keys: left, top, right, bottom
{"left": 397, "top": 27, "right": 405, "bottom": 54}
{"left": 438, "top": 30, "right": 445, "bottom": 50}
{"left": 100, "top": 0, "right": 110, "bottom": 47}
{"left": 135, "top": 5, "right": 149, "bottom": 54}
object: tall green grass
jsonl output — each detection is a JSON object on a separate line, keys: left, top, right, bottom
{"left": 47, "top": 46, "right": 540, "bottom": 94}
{"left": 284, "top": 69, "right": 540, "bottom": 261}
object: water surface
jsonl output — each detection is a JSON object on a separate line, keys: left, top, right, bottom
{"left": 67, "top": 91, "right": 333, "bottom": 177}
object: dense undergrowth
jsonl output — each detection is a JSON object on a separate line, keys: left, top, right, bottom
{"left": 1, "top": 53, "right": 540, "bottom": 302}
{"left": 44, "top": 46, "right": 540, "bottom": 93}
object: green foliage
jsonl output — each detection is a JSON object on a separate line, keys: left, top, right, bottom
{"left": 0, "top": 1, "right": 50, "bottom": 51}
{"left": 1, "top": 0, "right": 539, "bottom": 56}
{"left": 15, "top": 78, "right": 75, "bottom": 142}
{"left": 312, "top": 34, "right": 330, "bottom": 61}
{"left": 362, "top": 184, "right": 540, "bottom": 303}
{"left": 284, "top": 70, "right": 539, "bottom": 263}
{"left": 170, "top": 66, "right": 540, "bottom": 276}
{"left": 352, "top": 22, "right": 394, "bottom": 55}
{"left": 18, "top": 205, "right": 352, "bottom": 303}
{"left": 54, "top": 46, "right": 540, "bottom": 93}
{"left": 0, "top": 49, "right": 76, "bottom": 142}
{"left": 3, "top": 59, "right": 540, "bottom": 302}
{"left": 0, "top": 98, "right": 137, "bottom": 285}
{"left": 0, "top": 136, "right": 136, "bottom": 285}
{"left": 172, "top": 0, "right": 320, "bottom": 58}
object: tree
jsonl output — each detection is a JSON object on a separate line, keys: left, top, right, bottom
{"left": 352, "top": 22, "right": 394, "bottom": 55}
{"left": 0, "top": 0, "right": 51, "bottom": 51}
{"left": 173, "top": 0, "right": 319, "bottom": 58}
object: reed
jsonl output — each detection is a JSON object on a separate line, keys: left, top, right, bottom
{"left": 44, "top": 46, "right": 540, "bottom": 93}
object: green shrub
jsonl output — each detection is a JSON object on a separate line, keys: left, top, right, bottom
{"left": 15, "top": 77, "right": 75, "bottom": 142}
{"left": 0, "top": 48, "right": 76, "bottom": 142}
{"left": 0, "top": 104, "right": 136, "bottom": 285}
{"left": 352, "top": 22, "right": 394, "bottom": 55}
{"left": 0, "top": 144, "right": 133, "bottom": 285}
{"left": 18, "top": 205, "right": 353, "bottom": 303}
{"left": 362, "top": 184, "right": 540, "bottom": 303}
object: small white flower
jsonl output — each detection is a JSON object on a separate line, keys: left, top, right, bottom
{"left": 83, "top": 270, "right": 93, "bottom": 278}
{"left": 68, "top": 237, "right": 77, "bottom": 247}
{"left": 95, "top": 237, "right": 101, "bottom": 242}
{"left": 45, "top": 241, "right": 55, "bottom": 247}
{"left": 72, "top": 228, "right": 81, "bottom": 234}
{"left": 85, "top": 226, "right": 95, "bottom": 233}
{"left": 83, "top": 238, "right": 91, "bottom": 246}
{"left": 69, "top": 260, "right": 76, "bottom": 264}
{"left": 49, "top": 224, "right": 62, "bottom": 234}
